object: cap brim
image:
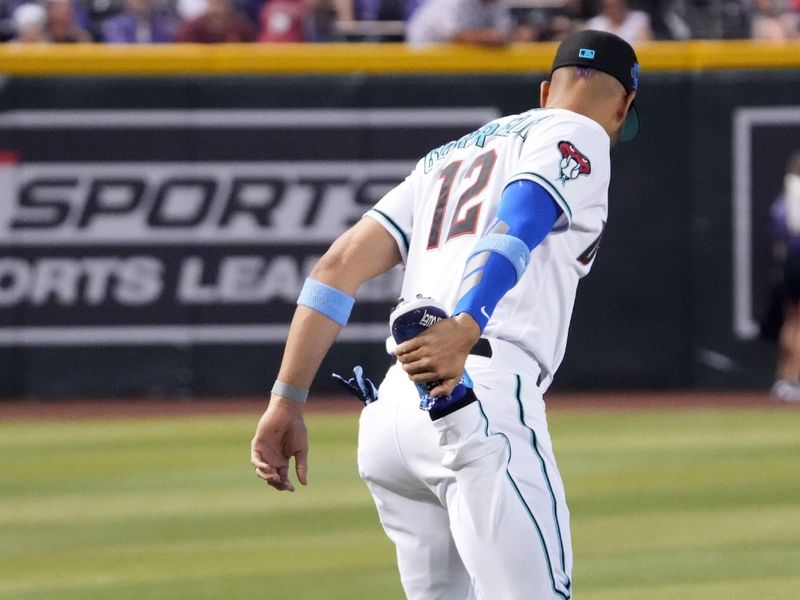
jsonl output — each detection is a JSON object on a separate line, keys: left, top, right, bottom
{"left": 621, "top": 102, "right": 639, "bottom": 142}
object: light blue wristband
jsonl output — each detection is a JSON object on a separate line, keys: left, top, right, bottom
{"left": 297, "top": 278, "right": 355, "bottom": 327}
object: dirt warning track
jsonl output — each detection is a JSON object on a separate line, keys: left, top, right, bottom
{"left": 0, "top": 391, "right": 791, "bottom": 421}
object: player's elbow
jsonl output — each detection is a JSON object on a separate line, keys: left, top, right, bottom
{"left": 309, "top": 217, "right": 401, "bottom": 293}
{"left": 309, "top": 248, "right": 348, "bottom": 286}
{"left": 308, "top": 234, "right": 362, "bottom": 294}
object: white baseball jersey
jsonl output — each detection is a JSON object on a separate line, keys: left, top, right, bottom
{"left": 367, "top": 107, "right": 611, "bottom": 384}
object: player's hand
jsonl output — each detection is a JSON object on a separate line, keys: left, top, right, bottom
{"left": 251, "top": 396, "right": 308, "bottom": 493}
{"left": 395, "top": 313, "right": 480, "bottom": 397}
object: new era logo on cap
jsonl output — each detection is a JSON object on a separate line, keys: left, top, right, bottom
{"left": 578, "top": 48, "right": 595, "bottom": 59}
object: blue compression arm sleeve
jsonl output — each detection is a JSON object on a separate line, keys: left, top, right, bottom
{"left": 497, "top": 180, "right": 561, "bottom": 245}
{"left": 453, "top": 180, "right": 561, "bottom": 332}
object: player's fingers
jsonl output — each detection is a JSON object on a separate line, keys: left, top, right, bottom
{"left": 256, "top": 466, "right": 290, "bottom": 493}
{"left": 394, "top": 337, "right": 423, "bottom": 356}
{"left": 409, "top": 370, "right": 440, "bottom": 383}
{"left": 266, "top": 477, "right": 289, "bottom": 491}
{"left": 295, "top": 447, "right": 309, "bottom": 486}
{"left": 402, "top": 356, "right": 436, "bottom": 374}
{"left": 255, "top": 467, "right": 281, "bottom": 483}
{"left": 252, "top": 448, "right": 279, "bottom": 478}
{"left": 253, "top": 449, "right": 293, "bottom": 491}
{"left": 252, "top": 453, "right": 278, "bottom": 475}
{"left": 395, "top": 346, "right": 427, "bottom": 364}
{"left": 429, "top": 378, "right": 459, "bottom": 397}
{"left": 251, "top": 453, "right": 272, "bottom": 472}
{"left": 277, "top": 465, "right": 295, "bottom": 493}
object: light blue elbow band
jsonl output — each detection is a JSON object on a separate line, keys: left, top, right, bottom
{"left": 469, "top": 233, "right": 530, "bottom": 282}
{"left": 297, "top": 278, "right": 355, "bottom": 327}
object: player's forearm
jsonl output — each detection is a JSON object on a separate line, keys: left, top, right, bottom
{"left": 272, "top": 217, "right": 402, "bottom": 401}
{"left": 276, "top": 306, "right": 342, "bottom": 392}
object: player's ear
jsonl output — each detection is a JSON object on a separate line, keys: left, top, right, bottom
{"left": 620, "top": 91, "right": 635, "bottom": 120}
{"left": 614, "top": 91, "right": 635, "bottom": 128}
{"left": 624, "top": 91, "right": 636, "bottom": 114}
{"left": 539, "top": 80, "right": 551, "bottom": 108}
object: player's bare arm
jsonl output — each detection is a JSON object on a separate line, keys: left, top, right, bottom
{"left": 251, "top": 217, "right": 402, "bottom": 492}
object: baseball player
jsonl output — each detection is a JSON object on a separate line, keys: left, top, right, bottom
{"left": 252, "top": 30, "right": 640, "bottom": 599}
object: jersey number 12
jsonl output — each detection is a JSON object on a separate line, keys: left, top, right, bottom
{"left": 427, "top": 150, "right": 497, "bottom": 250}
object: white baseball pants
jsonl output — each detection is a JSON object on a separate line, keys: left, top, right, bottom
{"left": 358, "top": 339, "right": 573, "bottom": 600}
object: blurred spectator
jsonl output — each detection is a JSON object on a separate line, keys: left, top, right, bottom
{"left": 260, "top": 0, "right": 307, "bottom": 41}
{"left": 175, "top": 0, "right": 256, "bottom": 41}
{"left": 406, "top": 0, "right": 513, "bottom": 45}
{"left": 259, "top": 0, "right": 336, "bottom": 41}
{"left": 658, "top": 0, "right": 750, "bottom": 39}
{"left": 751, "top": 0, "right": 799, "bottom": 40}
{"left": 1, "top": 0, "right": 91, "bottom": 41}
{"left": 355, "top": 0, "right": 406, "bottom": 20}
{"left": 234, "top": 0, "right": 264, "bottom": 26}
{"left": 331, "top": 0, "right": 352, "bottom": 20}
{"left": 542, "top": 0, "right": 587, "bottom": 40}
{"left": 103, "top": 0, "right": 177, "bottom": 42}
{"left": 584, "top": 0, "right": 653, "bottom": 43}
{"left": 46, "top": 0, "right": 92, "bottom": 41}
{"left": 768, "top": 151, "right": 800, "bottom": 402}
{"left": 306, "top": 0, "right": 336, "bottom": 40}
{"left": 634, "top": 0, "right": 683, "bottom": 39}
{"left": 85, "top": 0, "right": 125, "bottom": 39}
{"left": 177, "top": 0, "right": 208, "bottom": 20}
{"left": 11, "top": 2, "right": 47, "bottom": 41}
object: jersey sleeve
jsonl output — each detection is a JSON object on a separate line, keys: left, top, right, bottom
{"left": 507, "top": 117, "right": 610, "bottom": 232}
{"left": 364, "top": 167, "right": 417, "bottom": 263}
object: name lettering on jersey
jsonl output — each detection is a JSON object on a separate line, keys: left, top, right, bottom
{"left": 455, "top": 123, "right": 499, "bottom": 150}
{"left": 557, "top": 140, "right": 592, "bottom": 186}
{"left": 423, "top": 113, "right": 552, "bottom": 174}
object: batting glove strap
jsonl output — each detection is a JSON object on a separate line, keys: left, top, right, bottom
{"left": 331, "top": 366, "right": 379, "bottom": 405}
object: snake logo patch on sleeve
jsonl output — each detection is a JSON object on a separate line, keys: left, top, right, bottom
{"left": 557, "top": 140, "right": 592, "bottom": 186}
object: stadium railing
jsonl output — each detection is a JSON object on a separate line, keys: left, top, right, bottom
{"left": 0, "top": 41, "right": 799, "bottom": 75}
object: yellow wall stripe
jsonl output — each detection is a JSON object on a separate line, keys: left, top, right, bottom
{"left": 0, "top": 41, "right": 799, "bottom": 76}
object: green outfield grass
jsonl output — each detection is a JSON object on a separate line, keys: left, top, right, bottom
{"left": 1, "top": 405, "right": 799, "bottom": 599}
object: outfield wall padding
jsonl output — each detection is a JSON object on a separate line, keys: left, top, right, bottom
{"left": 0, "top": 47, "right": 791, "bottom": 396}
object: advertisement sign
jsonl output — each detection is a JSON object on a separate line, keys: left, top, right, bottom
{"left": 0, "top": 108, "right": 499, "bottom": 346}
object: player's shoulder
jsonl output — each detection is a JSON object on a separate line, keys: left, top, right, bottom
{"left": 536, "top": 108, "right": 609, "bottom": 141}
{"left": 527, "top": 109, "right": 611, "bottom": 168}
